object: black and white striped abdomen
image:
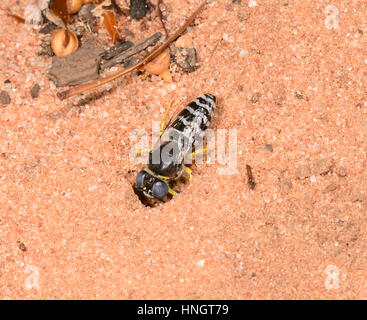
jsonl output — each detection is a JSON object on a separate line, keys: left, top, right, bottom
{"left": 168, "top": 94, "right": 216, "bottom": 146}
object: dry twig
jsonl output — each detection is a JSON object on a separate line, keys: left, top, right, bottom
{"left": 157, "top": 0, "right": 168, "bottom": 38}
{"left": 100, "top": 32, "right": 161, "bottom": 71}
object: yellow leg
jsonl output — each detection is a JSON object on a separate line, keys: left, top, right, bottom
{"left": 136, "top": 148, "right": 152, "bottom": 155}
{"left": 184, "top": 166, "right": 193, "bottom": 181}
{"left": 187, "top": 148, "right": 208, "bottom": 159}
{"left": 160, "top": 99, "right": 174, "bottom": 136}
{"left": 168, "top": 187, "right": 177, "bottom": 196}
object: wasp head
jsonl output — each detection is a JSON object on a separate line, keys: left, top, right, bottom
{"left": 135, "top": 170, "right": 169, "bottom": 199}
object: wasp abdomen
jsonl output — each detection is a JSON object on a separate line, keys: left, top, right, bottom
{"left": 169, "top": 93, "right": 216, "bottom": 145}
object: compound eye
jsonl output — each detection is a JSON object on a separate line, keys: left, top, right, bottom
{"left": 152, "top": 181, "right": 168, "bottom": 199}
{"left": 136, "top": 171, "right": 147, "bottom": 189}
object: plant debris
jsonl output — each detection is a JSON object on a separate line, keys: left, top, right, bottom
{"left": 78, "top": 3, "right": 96, "bottom": 25}
{"left": 39, "top": 0, "right": 67, "bottom": 28}
{"left": 6, "top": 12, "right": 26, "bottom": 24}
{"left": 246, "top": 164, "right": 256, "bottom": 190}
{"left": 156, "top": 0, "right": 168, "bottom": 37}
{"left": 51, "top": 28, "right": 79, "bottom": 56}
{"left": 38, "top": 22, "right": 57, "bottom": 34}
{"left": 17, "top": 240, "right": 27, "bottom": 252}
{"left": 100, "top": 32, "right": 161, "bottom": 70}
{"left": 110, "top": 0, "right": 123, "bottom": 16}
{"left": 57, "top": 1, "right": 207, "bottom": 99}
{"left": 38, "top": 35, "right": 54, "bottom": 56}
{"left": 102, "top": 40, "right": 134, "bottom": 60}
{"left": 143, "top": 50, "right": 172, "bottom": 82}
{"left": 130, "top": 0, "right": 147, "bottom": 19}
{"left": 0, "top": 90, "right": 11, "bottom": 106}
{"left": 49, "top": 38, "right": 105, "bottom": 87}
{"left": 102, "top": 10, "right": 120, "bottom": 43}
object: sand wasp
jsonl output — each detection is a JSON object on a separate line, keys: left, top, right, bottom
{"left": 135, "top": 93, "right": 216, "bottom": 200}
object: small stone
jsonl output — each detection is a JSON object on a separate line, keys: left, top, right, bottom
{"left": 197, "top": 259, "right": 205, "bottom": 267}
{"left": 295, "top": 90, "right": 309, "bottom": 101}
{"left": 130, "top": 0, "right": 146, "bottom": 19}
{"left": 336, "top": 167, "right": 348, "bottom": 177}
{"left": 0, "top": 90, "right": 11, "bottom": 106}
{"left": 251, "top": 92, "right": 261, "bottom": 104}
{"left": 30, "top": 84, "right": 40, "bottom": 99}
{"left": 248, "top": 0, "right": 257, "bottom": 8}
{"left": 17, "top": 241, "right": 27, "bottom": 252}
{"left": 171, "top": 36, "right": 199, "bottom": 73}
{"left": 262, "top": 144, "right": 273, "bottom": 152}
{"left": 239, "top": 49, "right": 248, "bottom": 58}
{"left": 295, "top": 164, "right": 311, "bottom": 179}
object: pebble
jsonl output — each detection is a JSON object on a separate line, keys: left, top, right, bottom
{"left": 0, "top": 90, "right": 11, "bottom": 106}
{"left": 30, "top": 84, "right": 40, "bottom": 99}
{"left": 251, "top": 92, "right": 261, "bottom": 104}
{"left": 262, "top": 144, "right": 273, "bottom": 152}
{"left": 197, "top": 259, "right": 205, "bottom": 267}
{"left": 248, "top": 0, "right": 257, "bottom": 8}
{"left": 295, "top": 90, "right": 308, "bottom": 101}
{"left": 171, "top": 35, "right": 199, "bottom": 73}
{"left": 17, "top": 241, "right": 27, "bottom": 252}
{"left": 239, "top": 49, "right": 248, "bottom": 57}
